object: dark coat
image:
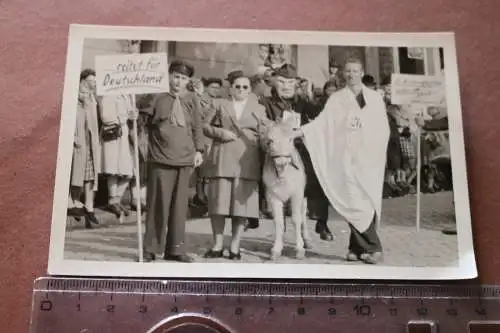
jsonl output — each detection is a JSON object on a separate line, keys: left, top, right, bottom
{"left": 141, "top": 92, "right": 204, "bottom": 167}
{"left": 386, "top": 113, "right": 403, "bottom": 171}
{"left": 259, "top": 88, "right": 317, "bottom": 124}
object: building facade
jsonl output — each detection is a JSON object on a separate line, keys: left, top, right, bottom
{"left": 81, "top": 39, "right": 443, "bottom": 91}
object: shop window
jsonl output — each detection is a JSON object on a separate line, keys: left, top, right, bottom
{"left": 140, "top": 41, "right": 155, "bottom": 53}
{"left": 398, "top": 47, "right": 425, "bottom": 75}
{"left": 439, "top": 47, "right": 444, "bottom": 70}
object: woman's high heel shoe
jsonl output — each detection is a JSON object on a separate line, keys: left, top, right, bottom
{"left": 84, "top": 208, "right": 99, "bottom": 225}
{"left": 203, "top": 249, "right": 224, "bottom": 258}
{"left": 84, "top": 216, "right": 93, "bottom": 229}
{"left": 107, "top": 203, "right": 122, "bottom": 218}
{"left": 119, "top": 204, "right": 130, "bottom": 217}
{"left": 228, "top": 251, "right": 241, "bottom": 260}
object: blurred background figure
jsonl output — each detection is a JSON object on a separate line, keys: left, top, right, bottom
{"left": 100, "top": 93, "right": 137, "bottom": 220}
{"left": 417, "top": 106, "right": 451, "bottom": 193}
{"left": 362, "top": 74, "right": 377, "bottom": 90}
{"left": 380, "top": 76, "right": 392, "bottom": 105}
{"left": 128, "top": 94, "right": 153, "bottom": 213}
{"left": 328, "top": 60, "right": 344, "bottom": 89}
{"left": 68, "top": 69, "right": 101, "bottom": 229}
{"left": 187, "top": 78, "right": 205, "bottom": 97}
{"left": 250, "top": 74, "right": 270, "bottom": 102}
{"left": 203, "top": 77, "right": 223, "bottom": 99}
{"left": 265, "top": 44, "right": 290, "bottom": 69}
{"left": 384, "top": 104, "right": 406, "bottom": 197}
{"left": 190, "top": 77, "right": 225, "bottom": 216}
{"left": 296, "top": 78, "right": 314, "bottom": 103}
{"left": 314, "top": 79, "right": 338, "bottom": 111}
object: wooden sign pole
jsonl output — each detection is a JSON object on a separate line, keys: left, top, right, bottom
{"left": 130, "top": 94, "right": 143, "bottom": 263}
{"left": 416, "top": 125, "right": 422, "bottom": 233}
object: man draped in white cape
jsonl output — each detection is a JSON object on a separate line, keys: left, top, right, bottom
{"left": 294, "top": 58, "right": 389, "bottom": 264}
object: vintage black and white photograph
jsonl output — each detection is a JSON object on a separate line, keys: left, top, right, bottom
{"left": 47, "top": 25, "right": 476, "bottom": 279}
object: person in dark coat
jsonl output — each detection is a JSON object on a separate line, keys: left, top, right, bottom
{"left": 258, "top": 64, "right": 309, "bottom": 228}
{"left": 128, "top": 93, "right": 154, "bottom": 213}
{"left": 416, "top": 107, "right": 454, "bottom": 234}
{"left": 190, "top": 77, "right": 224, "bottom": 213}
{"left": 384, "top": 104, "right": 406, "bottom": 197}
{"left": 258, "top": 64, "right": 334, "bottom": 241}
{"left": 299, "top": 79, "right": 340, "bottom": 240}
{"left": 140, "top": 60, "right": 205, "bottom": 263}
{"left": 68, "top": 69, "right": 101, "bottom": 228}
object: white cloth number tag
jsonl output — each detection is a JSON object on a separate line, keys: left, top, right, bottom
{"left": 347, "top": 114, "right": 363, "bottom": 130}
{"left": 282, "top": 110, "right": 301, "bottom": 128}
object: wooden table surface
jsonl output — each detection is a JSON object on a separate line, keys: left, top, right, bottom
{"left": 1, "top": 0, "right": 500, "bottom": 331}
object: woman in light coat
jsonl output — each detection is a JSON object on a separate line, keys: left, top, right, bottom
{"left": 202, "top": 70, "right": 269, "bottom": 260}
{"left": 68, "top": 69, "right": 101, "bottom": 228}
{"left": 100, "top": 93, "right": 136, "bottom": 219}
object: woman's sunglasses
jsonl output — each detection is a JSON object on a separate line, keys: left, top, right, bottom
{"left": 234, "top": 85, "right": 249, "bottom": 90}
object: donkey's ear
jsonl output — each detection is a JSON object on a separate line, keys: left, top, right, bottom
{"left": 290, "top": 150, "right": 302, "bottom": 170}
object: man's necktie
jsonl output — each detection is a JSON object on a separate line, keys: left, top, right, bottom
{"left": 356, "top": 91, "right": 366, "bottom": 109}
{"left": 169, "top": 96, "right": 186, "bottom": 127}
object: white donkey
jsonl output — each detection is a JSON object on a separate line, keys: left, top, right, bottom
{"left": 261, "top": 117, "right": 313, "bottom": 260}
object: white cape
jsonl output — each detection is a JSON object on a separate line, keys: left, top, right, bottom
{"left": 302, "top": 86, "right": 390, "bottom": 233}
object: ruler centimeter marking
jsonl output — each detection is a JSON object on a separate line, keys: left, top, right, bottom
{"left": 31, "top": 278, "right": 500, "bottom": 333}
{"left": 34, "top": 281, "right": 500, "bottom": 299}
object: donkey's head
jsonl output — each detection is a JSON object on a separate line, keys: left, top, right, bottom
{"left": 261, "top": 117, "right": 301, "bottom": 177}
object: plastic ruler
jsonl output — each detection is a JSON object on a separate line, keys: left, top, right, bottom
{"left": 30, "top": 277, "right": 500, "bottom": 332}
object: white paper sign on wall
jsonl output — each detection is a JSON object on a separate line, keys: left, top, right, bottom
{"left": 391, "top": 73, "right": 446, "bottom": 107}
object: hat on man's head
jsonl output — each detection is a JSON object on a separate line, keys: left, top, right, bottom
{"left": 225, "top": 70, "right": 247, "bottom": 85}
{"left": 169, "top": 60, "right": 195, "bottom": 77}
{"left": 203, "top": 77, "right": 223, "bottom": 87}
{"left": 249, "top": 74, "right": 263, "bottom": 86}
{"left": 274, "top": 63, "right": 298, "bottom": 79}
{"left": 362, "top": 74, "right": 377, "bottom": 87}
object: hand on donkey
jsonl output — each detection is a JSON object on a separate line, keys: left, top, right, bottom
{"left": 218, "top": 129, "right": 238, "bottom": 142}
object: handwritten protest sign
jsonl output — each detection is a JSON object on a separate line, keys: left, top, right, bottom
{"left": 391, "top": 73, "right": 446, "bottom": 107}
{"left": 95, "top": 52, "right": 169, "bottom": 96}
{"left": 94, "top": 52, "right": 170, "bottom": 263}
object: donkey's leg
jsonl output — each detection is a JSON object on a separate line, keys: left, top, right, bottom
{"left": 269, "top": 195, "right": 285, "bottom": 260}
{"left": 301, "top": 198, "right": 313, "bottom": 250}
{"left": 291, "top": 194, "right": 306, "bottom": 259}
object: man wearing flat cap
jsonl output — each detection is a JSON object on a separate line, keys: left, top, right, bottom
{"left": 256, "top": 63, "right": 334, "bottom": 241}
{"left": 141, "top": 59, "right": 204, "bottom": 263}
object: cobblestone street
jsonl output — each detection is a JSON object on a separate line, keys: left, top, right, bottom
{"left": 64, "top": 191, "right": 458, "bottom": 267}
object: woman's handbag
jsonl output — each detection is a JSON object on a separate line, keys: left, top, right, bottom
{"left": 101, "top": 123, "right": 123, "bottom": 142}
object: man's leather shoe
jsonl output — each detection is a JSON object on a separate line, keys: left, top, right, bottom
{"left": 164, "top": 253, "right": 194, "bottom": 263}
{"left": 142, "top": 252, "right": 156, "bottom": 262}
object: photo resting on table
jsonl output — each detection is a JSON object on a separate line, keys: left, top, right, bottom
{"left": 47, "top": 25, "right": 476, "bottom": 280}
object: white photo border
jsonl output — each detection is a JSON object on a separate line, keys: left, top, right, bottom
{"left": 47, "top": 24, "right": 476, "bottom": 280}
